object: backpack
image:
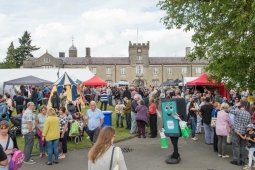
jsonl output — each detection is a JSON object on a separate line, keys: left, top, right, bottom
{"left": 5, "top": 136, "right": 25, "bottom": 170}
{"left": 70, "top": 121, "right": 79, "bottom": 136}
{"left": 9, "top": 149, "right": 25, "bottom": 170}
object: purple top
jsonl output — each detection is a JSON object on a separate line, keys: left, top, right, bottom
{"left": 216, "top": 111, "right": 231, "bottom": 136}
{"left": 135, "top": 105, "right": 149, "bottom": 123}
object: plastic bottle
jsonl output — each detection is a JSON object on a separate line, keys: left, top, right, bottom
{"left": 160, "top": 128, "right": 168, "bottom": 148}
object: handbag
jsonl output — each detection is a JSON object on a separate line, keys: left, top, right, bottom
{"left": 211, "top": 109, "right": 217, "bottom": 127}
{"left": 109, "top": 147, "right": 120, "bottom": 170}
{"left": 156, "top": 109, "right": 161, "bottom": 119}
{"left": 227, "top": 133, "right": 232, "bottom": 144}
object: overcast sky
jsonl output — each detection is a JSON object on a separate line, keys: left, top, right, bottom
{"left": 0, "top": 0, "right": 194, "bottom": 61}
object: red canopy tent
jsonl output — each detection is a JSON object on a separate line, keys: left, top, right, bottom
{"left": 82, "top": 75, "right": 107, "bottom": 87}
{"left": 186, "top": 73, "right": 229, "bottom": 99}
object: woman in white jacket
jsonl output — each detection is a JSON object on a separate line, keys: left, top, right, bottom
{"left": 88, "top": 126, "right": 127, "bottom": 170}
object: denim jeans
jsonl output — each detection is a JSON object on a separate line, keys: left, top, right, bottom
{"left": 35, "top": 102, "right": 41, "bottom": 112}
{"left": 116, "top": 113, "right": 123, "bottom": 127}
{"left": 125, "top": 113, "right": 131, "bottom": 129}
{"left": 46, "top": 139, "right": 59, "bottom": 163}
{"left": 248, "top": 147, "right": 255, "bottom": 166}
{"left": 38, "top": 137, "right": 47, "bottom": 153}
{"left": 130, "top": 111, "right": 137, "bottom": 133}
{"left": 108, "top": 95, "right": 112, "bottom": 105}
{"left": 190, "top": 117, "right": 197, "bottom": 138}
{"left": 196, "top": 115, "right": 202, "bottom": 133}
{"left": 204, "top": 123, "right": 214, "bottom": 144}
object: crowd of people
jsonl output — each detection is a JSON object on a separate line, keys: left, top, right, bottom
{"left": 1, "top": 84, "right": 255, "bottom": 169}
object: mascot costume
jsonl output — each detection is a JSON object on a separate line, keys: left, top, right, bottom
{"left": 161, "top": 98, "right": 187, "bottom": 164}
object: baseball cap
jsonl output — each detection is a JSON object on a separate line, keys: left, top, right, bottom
{"left": 247, "top": 124, "right": 255, "bottom": 129}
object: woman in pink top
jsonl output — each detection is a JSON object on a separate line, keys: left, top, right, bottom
{"left": 216, "top": 103, "right": 232, "bottom": 159}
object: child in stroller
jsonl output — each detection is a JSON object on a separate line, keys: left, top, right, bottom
{"left": 73, "top": 112, "right": 84, "bottom": 136}
{"left": 10, "top": 116, "right": 22, "bottom": 135}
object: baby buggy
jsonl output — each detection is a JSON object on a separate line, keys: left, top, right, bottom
{"left": 68, "top": 120, "right": 82, "bottom": 144}
{"left": 10, "top": 117, "right": 22, "bottom": 136}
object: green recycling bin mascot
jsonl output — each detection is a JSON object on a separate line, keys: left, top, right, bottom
{"left": 161, "top": 98, "right": 187, "bottom": 164}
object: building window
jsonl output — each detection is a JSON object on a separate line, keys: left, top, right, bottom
{"left": 167, "top": 67, "right": 172, "bottom": 75}
{"left": 136, "top": 65, "right": 143, "bottom": 74}
{"left": 196, "top": 67, "right": 201, "bottom": 74}
{"left": 182, "top": 67, "right": 187, "bottom": 74}
{"left": 106, "top": 68, "right": 111, "bottom": 74}
{"left": 91, "top": 68, "right": 96, "bottom": 74}
{"left": 121, "top": 68, "right": 126, "bottom": 75}
{"left": 106, "top": 80, "right": 112, "bottom": 86}
{"left": 44, "top": 58, "right": 50, "bottom": 63}
{"left": 137, "top": 56, "right": 142, "bottom": 60}
{"left": 42, "top": 66, "right": 52, "bottom": 69}
{"left": 153, "top": 67, "right": 158, "bottom": 74}
{"left": 152, "top": 80, "right": 159, "bottom": 86}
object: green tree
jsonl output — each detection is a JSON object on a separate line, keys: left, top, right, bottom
{"left": 15, "top": 31, "right": 40, "bottom": 67}
{"left": 157, "top": 1, "right": 255, "bottom": 89}
{"left": 2, "top": 42, "right": 16, "bottom": 68}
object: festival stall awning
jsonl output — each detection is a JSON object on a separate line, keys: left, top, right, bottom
{"left": 186, "top": 73, "right": 224, "bottom": 86}
{"left": 186, "top": 73, "right": 229, "bottom": 99}
{"left": 48, "top": 72, "right": 78, "bottom": 108}
{"left": 82, "top": 75, "right": 107, "bottom": 87}
{"left": 3, "top": 75, "right": 53, "bottom": 93}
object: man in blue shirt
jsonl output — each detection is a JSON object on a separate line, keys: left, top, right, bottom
{"left": 86, "top": 101, "right": 104, "bottom": 145}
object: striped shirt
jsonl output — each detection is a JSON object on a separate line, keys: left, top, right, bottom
{"left": 100, "top": 93, "right": 108, "bottom": 102}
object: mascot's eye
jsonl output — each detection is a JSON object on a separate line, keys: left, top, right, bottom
{"left": 164, "top": 106, "right": 168, "bottom": 111}
{"left": 169, "top": 105, "right": 173, "bottom": 111}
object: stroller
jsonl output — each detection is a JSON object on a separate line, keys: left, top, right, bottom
{"left": 68, "top": 120, "right": 82, "bottom": 144}
{"left": 10, "top": 117, "right": 22, "bottom": 136}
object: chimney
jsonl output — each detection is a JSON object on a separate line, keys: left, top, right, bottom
{"left": 85, "top": 47, "right": 91, "bottom": 58}
{"left": 185, "top": 47, "right": 191, "bottom": 57}
{"left": 59, "top": 52, "right": 65, "bottom": 57}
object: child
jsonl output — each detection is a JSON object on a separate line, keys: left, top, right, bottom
{"left": 74, "top": 112, "right": 84, "bottom": 136}
{"left": 115, "top": 100, "right": 124, "bottom": 128}
{"left": 238, "top": 124, "right": 255, "bottom": 170}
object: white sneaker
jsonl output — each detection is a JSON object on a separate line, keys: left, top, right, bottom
{"left": 222, "top": 155, "right": 230, "bottom": 158}
{"left": 243, "top": 165, "right": 251, "bottom": 170}
{"left": 218, "top": 154, "right": 222, "bottom": 157}
{"left": 24, "top": 160, "right": 36, "bottom": 164}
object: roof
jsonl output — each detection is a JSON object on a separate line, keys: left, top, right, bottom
{"left": 25, "top": 53, "right": 208, "bottom": 65}
{"left": 3, "top": 75, "right": 53, "bottom": 86}
{"left": 149, "top": 57, "right": 207, "bottom": 65}
{"left": 69, "top": 44, "right": 77, "bottom": 50}
{"left": 54, "top": 72, "right": 76, "bottom": 85}
{"left": 61, "top": 57, "right": 130, "bottom": 65}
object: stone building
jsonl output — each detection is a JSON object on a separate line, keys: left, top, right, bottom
{"left": 22, "top": 41, "right": 208, "bottom": 86}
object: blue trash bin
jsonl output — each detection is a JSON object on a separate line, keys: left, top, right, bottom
{"left": 102, "top": 111, "right": 112, "bottom": 128}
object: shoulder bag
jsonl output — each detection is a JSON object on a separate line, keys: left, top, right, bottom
{"left": 211, "top": 109, "right": 217, "bottom": 127}
{"left": 109, "top": 147, "right": 120, "bottom": 170}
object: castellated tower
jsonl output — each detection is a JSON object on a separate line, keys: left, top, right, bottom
{"left": 128, "top": 41, "right": 150, "bottom": 67}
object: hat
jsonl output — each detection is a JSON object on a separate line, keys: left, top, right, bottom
{"left": 247, "top": 124, "right": 255, "bottom": 129}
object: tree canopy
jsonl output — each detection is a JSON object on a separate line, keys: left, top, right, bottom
{"left": 15, "top": 31, "right": 40, "bottom": 68}
{"left": 157, "top": 0, "right": 255, "bottom": 89}
{"left": 3, "top": 42, "right": 16, "bottom": 68}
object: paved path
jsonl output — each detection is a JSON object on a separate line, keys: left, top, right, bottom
{"left": 21, "top": 132, "right": 246, "bottom": 170}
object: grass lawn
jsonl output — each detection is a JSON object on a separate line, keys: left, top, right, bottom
{"left": 12, "top": 102, "right": 132, "bottom": 154}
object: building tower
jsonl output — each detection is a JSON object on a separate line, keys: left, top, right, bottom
{"left": 69, "top": 36, "right": 77, "bottom": 57}
{"left": 128, "top": 41, "right": 150, "bottom": 67}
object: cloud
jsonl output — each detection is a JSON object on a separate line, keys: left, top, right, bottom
{"left": 0, "top": 0, "right": 194, "bottom": 61}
